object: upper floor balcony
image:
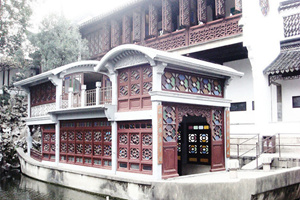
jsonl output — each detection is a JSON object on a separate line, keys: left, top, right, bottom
{"left": 80, "top": 0, "right": 243, "bottom": 60}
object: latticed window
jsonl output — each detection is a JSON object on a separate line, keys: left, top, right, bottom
{"left": 162, "top": 70, "right": 224, "bottom": 97}
{"left": 60, "top": 119, "right": 112, "bottom": 168}
{"left": 30, "top": 81, "right": 56, "bottom": 107}
{"left": 118, "top": 121, "right": 153, "bottom": 174}
{"left": 41, "top": 125, "right": 55, "bottom": 161}
{"left": 118, "top": 65, "right": 153, "bottom": 111}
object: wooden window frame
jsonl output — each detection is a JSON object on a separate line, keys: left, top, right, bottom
{"left": 117, "top": 121, "right": 153, "bottom": 174}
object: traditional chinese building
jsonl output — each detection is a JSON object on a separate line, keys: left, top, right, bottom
{"left": 14, "top": 1, "right": 300, "bottom": 197}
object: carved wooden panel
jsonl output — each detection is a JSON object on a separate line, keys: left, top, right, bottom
{"left": 122, "top": 15, "right": 131, "bottom": 44}
{"left": 215, "top": 0, "right": 225, "bottom": 19}
{"left": 149, "top": 4, "right": 158, "bottom": 37}
{"left": 197, "top": 0, "right": 207, "bottom": 23}
{"left": 189, "top": 14, "right": 242, "bottom": 45}
{"left": 118, "top": 65, "right": 152, "bottom": 111}
{"left": 30, "top": 81, "right": 56, "bottom": 107}
{"left": 41, "top": 125, "right": 55, "bottom": 161}
{"left": 235, "top": 0, "right": 242, "bottom": 12}
{"left": 162, "top": 0, "right": 172, "bottom": 33}
{"left": 84, "top": 30, "right": 101, "bottom": 57}
{"left": 101, "top": 21, "right": 111, "bottom": 52}
{"left": 60, "top": 119, "right": 112, "bottom": 168}
{"left": 117, "top": 121, "right": 152, "bottom": 174}
{"left": 179, "top": 0, "right": 190, "bottom": 27}
{"left": 111, "top": 19, "right": 121, "bottom": 48}
{"left": 146, "top": 30, "right": 186, "bottom": 51}
{"left": 133, "top": 11, "right": 141, "bottom": 42}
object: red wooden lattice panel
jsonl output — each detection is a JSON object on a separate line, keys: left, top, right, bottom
{"left": 117, "top": 121, "right": 153, "bottom": 174}
{"left": 60, "top": 119, "right": 112, "bottom": 168}
{"left": 118, "top": 65, "right": 152, "bottom": 111}
{"left": 41, "top": 125, "right": 56, "bottom": 161}
{"left": 30, "top": 81, "right": 56, "bottom": 107}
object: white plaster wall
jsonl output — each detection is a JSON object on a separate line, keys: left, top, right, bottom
{"left": 280, "top": 79, "right": 300, "bottom": 122}
{"left": 224, "top": 59, "right": 255, "bottom": 129}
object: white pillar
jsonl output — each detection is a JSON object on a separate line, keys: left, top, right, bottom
{"left": 56, "top": 83, "right": 62, "bottom": 110}
{"left": 27, "top": 126, "right": 32, "bottom": 155}
{"left": 110, "top": 72, "right": 118, "bottom": 105}
{"left": 27, "top": 89, "right": 31, "bottom": 117}
{"left": 68, "top": 88, "right": 73, "bottom": 108}
{"left": 152, "top": 62, "right": 167, "bottom": 92}
{"left": 152, "top": 101, "right": 162, "bottom": 180}
{"left": 81, "top": 85, "right": 86, "bottom": 107}
{"left": 96, "top": 82, "right": 101, "bottom": 105}
{"left": 111, "top": 121, "right": 117, "bottom": 174}
{"left": 55, "top": 121, "right": 60, "bottom": 165}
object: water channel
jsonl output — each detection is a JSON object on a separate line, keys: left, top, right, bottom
{"left": 0, "top": 171, "right": 109, "bottom": 200}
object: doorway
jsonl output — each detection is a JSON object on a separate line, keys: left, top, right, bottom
{"left": 178, "top": 116, "right": 211, "bottom": 176}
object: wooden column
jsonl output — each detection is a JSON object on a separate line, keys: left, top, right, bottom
{"left": 162, "top": 0, "right": 172, "bottom": 33}
{"left": 197, "top": 0, "right": 207, "bottom": 24}
{"left": 101, "top": 21, "right": 111, "bottom": 52}
{"left": 235, "top": 0, "right": 242, "bottom": 12}
{"left": 179, "top": 0, "right": 190, "bottom": 27}
{"left": 111, "top": 19, "right": 121, "bottom": 48}
{"left": 133, "top": 10, "right": 141, "bottom": 42}
{"left": 122, "top": 15, "right": 131, "bottom": 44}
{"left": 215, "top": 0, "right": 225, "bottom": 19}
{"left": 149, "top": 4, "right": 158, "bottom": 37}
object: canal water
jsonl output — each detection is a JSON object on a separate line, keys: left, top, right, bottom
{"left": 0, "top": 171, "right": 107, "bottom": 200}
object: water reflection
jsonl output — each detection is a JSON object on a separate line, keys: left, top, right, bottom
{"left": 0, "top": 172, "right": 106, "bottom": 200}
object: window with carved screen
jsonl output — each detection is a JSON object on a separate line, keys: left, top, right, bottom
{"left": 30, "top": 81, "right": 56, "bottom": 107}
{"left": 162, "top": 70, "right": 223, "bottom": 97}
{"left": 41, "top": 125, "right": 55, "bottom": 161}
{"left": 118, "top": 65, "right": 152, "bottom": 111}
{"left": 118, "top": 121, "right": 153, "bottom": 174}
{"left": 60, "top": 119, "right": 112, "bottom": 168}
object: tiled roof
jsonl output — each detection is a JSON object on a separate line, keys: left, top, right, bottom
{"left": 264, "top": 40, "right": 300, "bottom": 75}
{"left": 79, "top": 0, "right": 146, "bottom": 29}
{"left": 279, "top": 0, "right": 300, "bottom": 11}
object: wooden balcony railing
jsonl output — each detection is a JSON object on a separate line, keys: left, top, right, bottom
{"left": 145, "top": 14, "right": 243, "bottom": 51}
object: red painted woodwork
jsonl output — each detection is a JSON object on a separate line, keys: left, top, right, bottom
{"left": 133, "top": 10, "right": 142, "bottom": 42}
{"left": 162, "top": 104, "right": 226, "bottom": 178}
{"left": 122, "top": 15, "right": 132, "bottom": 44}
{"left": 162, "top": 0, "right": 172, "bottom": 33}
{"left": 149, "top": 4, "right": 158, "bottom": 37}
{"left": 179, "top": 0, "right": 190, "bottom": 27}
{"left": 210, "top": 109, "right": 225, "bottom": 171}
{"left": 118, "top": 65, "right": 152, "bottom": 111}
{"left": 215, "top": 0, "right": 226, "bottom": 19}
{"left": 117, "top": 121, "right": 153, "bottom": 174}
{"left": 111, "top": 19, "right": 121, "bottom": 48}
{"left": 30, "top": 148, "right": 42, "bottom": 162}
{"left": 60, "top": 119, "right": 112, "bottom": 169}
{"left": 41, "top": 125, "right": 56, "bottom": 161}
{"left": 197, "top": 0, "right": 207, "bottom": 23}
{"left": 162, "top": 142, "right": 178, "bottom": 178}
{"left": 30, "top": 81, "right": 56, "bottom": 107}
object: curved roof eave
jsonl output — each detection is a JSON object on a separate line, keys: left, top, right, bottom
{"left": 14, "top": 60, "right": 101, "bottom": 87}
{"left": 95, "top": 44, "right": 244, "bottom": 78}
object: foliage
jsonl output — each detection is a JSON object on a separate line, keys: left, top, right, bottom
{"left": 0, "top": 91, "right": 27, "bottom": 168}
{"left": 29, "top": 14, "right": 89, "bottom": 72}
{"left": 0, "top": 0, "right": 33, "bottom": 57}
